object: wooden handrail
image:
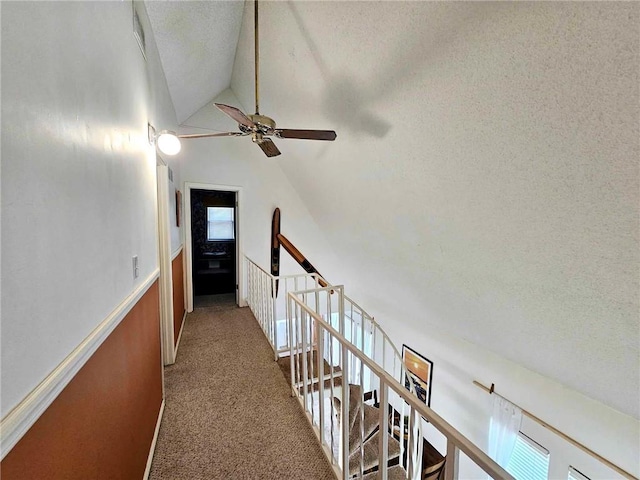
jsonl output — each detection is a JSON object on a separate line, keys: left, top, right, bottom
{"left": 277, "top": 234, "right": 328, "bottom": 287}
{"left": 473, "top": 381, "right": 638, "bottom": 480}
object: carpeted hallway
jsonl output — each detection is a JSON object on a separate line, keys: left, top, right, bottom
{"left": 148, "top": 299, "right": 335, "bottom": 480}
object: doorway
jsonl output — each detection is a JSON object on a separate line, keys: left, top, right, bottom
{"left": 184, "top": 183, "right": 244, "bottom": 311}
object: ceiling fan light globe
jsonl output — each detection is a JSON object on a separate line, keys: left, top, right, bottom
{"left": 157, "top": 130, "right": 181, "bottom": 155}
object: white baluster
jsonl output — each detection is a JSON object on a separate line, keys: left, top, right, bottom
{"left": 272, "top": 277, "right": 278, "bottom": 360}
{"left": 317, "top": 320, "right": 325, "bottom": 448}
{"left": 329, "top": 330, "right": 336, "bottom": 465}
{"left": 407, "top": 406, "right": 415, "bottom": 479}
{"left": 288, "top": 295, "right": 295, "bottom": 397}
{"left": 284, "top": 279, "right": 290, "bottom": 350}
{"left": 415, "top": 423, "right": 424, "bottom": 480}
{"left": 400, "top": 400, "right": 406, "bottom": 471}
{"left": 301, "top": 308, "right": 309, "bottom": 412}
{"left": 295, "top": 302, "right": 302, "bottom": 395}
{"left": 360, "top": 310, "right": 365, "bottom": 385}
{"left": 306, "top": 294, "right": 314, "bottom": 420}
{"left": 341, "top": 343, "right": 350, "bottom": 480}
{"left": 371, "top": 325, "right": 376, "bottom": 392}
{"left": 378, "top": 380, "right": 389, "bottom": 480}
{"left": 359, "top": 335, "right": 365, "bottom": 480}
{"left": 444, "top": 440, "right": 459, "bottom": 480}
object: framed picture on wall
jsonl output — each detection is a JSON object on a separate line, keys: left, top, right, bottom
{"left": 176, "top": 190, "right": 182, "bottom": 227}
{"left": 402, "top": 344, "right": 433, "bottom": 407}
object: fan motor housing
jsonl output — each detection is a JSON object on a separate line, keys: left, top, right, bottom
{"left": 248, "top": 114, "right": 276, "bottom": 131}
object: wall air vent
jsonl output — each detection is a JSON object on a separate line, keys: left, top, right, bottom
{"left": 132, "top": 2, "right": 146, "bottom": 60}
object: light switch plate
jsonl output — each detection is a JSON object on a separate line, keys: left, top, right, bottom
{"left": 132, "top": 255, "right": 139, "bottom": 279}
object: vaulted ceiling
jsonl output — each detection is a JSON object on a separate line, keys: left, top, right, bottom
{"left": 145, "top": 0, "right": 639, "bottom": 420}
{"left": 145, "top": 0, "right": 244, "bottom": 123}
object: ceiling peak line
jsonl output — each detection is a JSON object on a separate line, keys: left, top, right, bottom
{"left": 179, "top": 123, "right": 233, "bottom": 134}
{"left": 175, "top": 0, "right": 337, "bottom": 158}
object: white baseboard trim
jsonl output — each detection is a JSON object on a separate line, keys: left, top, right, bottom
{"left": 143, "top": 399, "right": 165, "bottom": 480}
{"left": 171, "top": 244, "right": 183, "bottom": 261}
{"left": 0, "top": 269, "right": 161, "bottom": 460}
{"left": 173, "top": 310, "right": 187, "bottom": 358}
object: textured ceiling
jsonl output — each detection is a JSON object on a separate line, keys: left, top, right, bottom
{"left": 149, "top": 0, "right": 639, "bottom": 420}
{"left": 145, "top": 0, "right": 244, "bottom": 123}
{"left": 228, "top": 1, "right": 639, "bottom": 419}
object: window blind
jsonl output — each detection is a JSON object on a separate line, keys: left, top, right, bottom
{"left": 207, "top": 207, "right": 235, "bottom": 240}
{"left": 506, "top": 432, "right": 550, "bottom": 480}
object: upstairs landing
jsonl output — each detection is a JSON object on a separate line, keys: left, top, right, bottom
{"left": 149, "top": 302, "right": 335, "bottom": 479}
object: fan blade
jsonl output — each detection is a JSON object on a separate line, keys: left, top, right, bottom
{"left": 275, "top": 129, "right": 337, "bottom": 141}
{"left": 258, "top": 138, "right": 281, "bottom": 157}
{"left": 215, "top": 103, "right": 255, "bottom": 129}
{"left": 178, "top": 132, "right": 245, "bottom": 139}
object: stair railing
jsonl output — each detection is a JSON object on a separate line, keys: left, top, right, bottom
{"left": 247, "top": 256, "right": 426, "bottom": 477}
{"left": 288, "top": 286, "right": 515, "bottom": 480}
{"left": 246, "top": 257, "right": 513, "bottom": 480}
{"left": 289, "top": 285, "right": 425, "bottom": 480}
{"left": 245, "top": 256, "right": 323, "bottom": 360}
{"left": 301, "top": 289, "right": 426, "bottom": 477}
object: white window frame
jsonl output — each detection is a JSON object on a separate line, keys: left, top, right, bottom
{"left": 568, "top": 466, "right": 591, "bottom": 480}
{"left": 206, "top": 206, "right": 235, "bottom": 241}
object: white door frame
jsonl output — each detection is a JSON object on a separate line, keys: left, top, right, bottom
{"left": 156, "top": 162, "right": 176, "bottom": 365}
{"left": 184, "top": 182, "right": 245, "bottom": 312}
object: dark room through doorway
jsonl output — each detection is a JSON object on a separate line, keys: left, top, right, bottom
{"left": 190, "top": 189, "right": 237, "bottom": 307}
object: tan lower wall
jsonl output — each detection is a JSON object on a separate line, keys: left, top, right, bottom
{"left": 0, "top": 281, "right": 163, "bottom": 480}
{"left": 172, "top": 250, "right": 185, "bottom": 346}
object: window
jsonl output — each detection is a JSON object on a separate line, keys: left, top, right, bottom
{"left": 568, "top": 467, "right": 590, "bottom": 480}
{"left": 506, "top": 432, "right": 550, "bottom": 480}
{"left": 207, "top": 207, "right": 234, "bottom": 240}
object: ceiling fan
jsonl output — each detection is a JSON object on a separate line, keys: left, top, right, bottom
{"left": 178, "top": 0, "right": 337, "bottom": 157}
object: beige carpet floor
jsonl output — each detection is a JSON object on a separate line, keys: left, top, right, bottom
{"left": 148, "top": 303, "right": 336, "bottom": 480}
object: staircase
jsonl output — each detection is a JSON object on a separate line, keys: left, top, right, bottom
{"left": 277, "top": 356, "right": 407, "bottom": 478}
{"left": 335, "top": 384, "right": 403, "bottom": 478}
{"left": 245, "top": 256, "right": 514, "bottom": 480}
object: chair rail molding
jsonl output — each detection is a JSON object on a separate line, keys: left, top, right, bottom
{"left": 171, "top": 244, "right": 183, "bottom": 261}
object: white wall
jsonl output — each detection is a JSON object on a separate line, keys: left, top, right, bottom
{"left": 231, "top": 0, "right": 639, "bottom": 419}
{"left": 144, "top": 4, "right": 184, "bottom": 255}
{"left": 227, "top": 1, "right": 639, "bottom": 477}
{"left": 383, "top": 316, "right": 639, "bottom": 479}
{"left": 160, "top": 154, "right": 183, "bottom": 255}
{"left": 1, "top": 1, "right": 178, "bottom": 417}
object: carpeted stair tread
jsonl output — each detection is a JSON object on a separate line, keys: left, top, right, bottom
{"left": 332, "top": 384, "right": 365, "bottom": 429}
{"left": 348, "top": 403, "right": 381, "bottom": 455}
{"left": 277, "top": 351, "right": 328, "bottom": 378}
{"left": 362, "top": 464, "right": 408, "bottom": 480}
{"left": 348, "top": 430, "right": 401, "bottom": 475}
{"left": 323, "top": 375, "right": 343, "bottom": 391}
{"left": 348, "top": 384, "right": 363, "bottom": 429}
{"left": 333, "top": 384, "right": 407, "bottom": 478}
{"left": 277, "top": 350, "right": 342, "bottom": 388}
